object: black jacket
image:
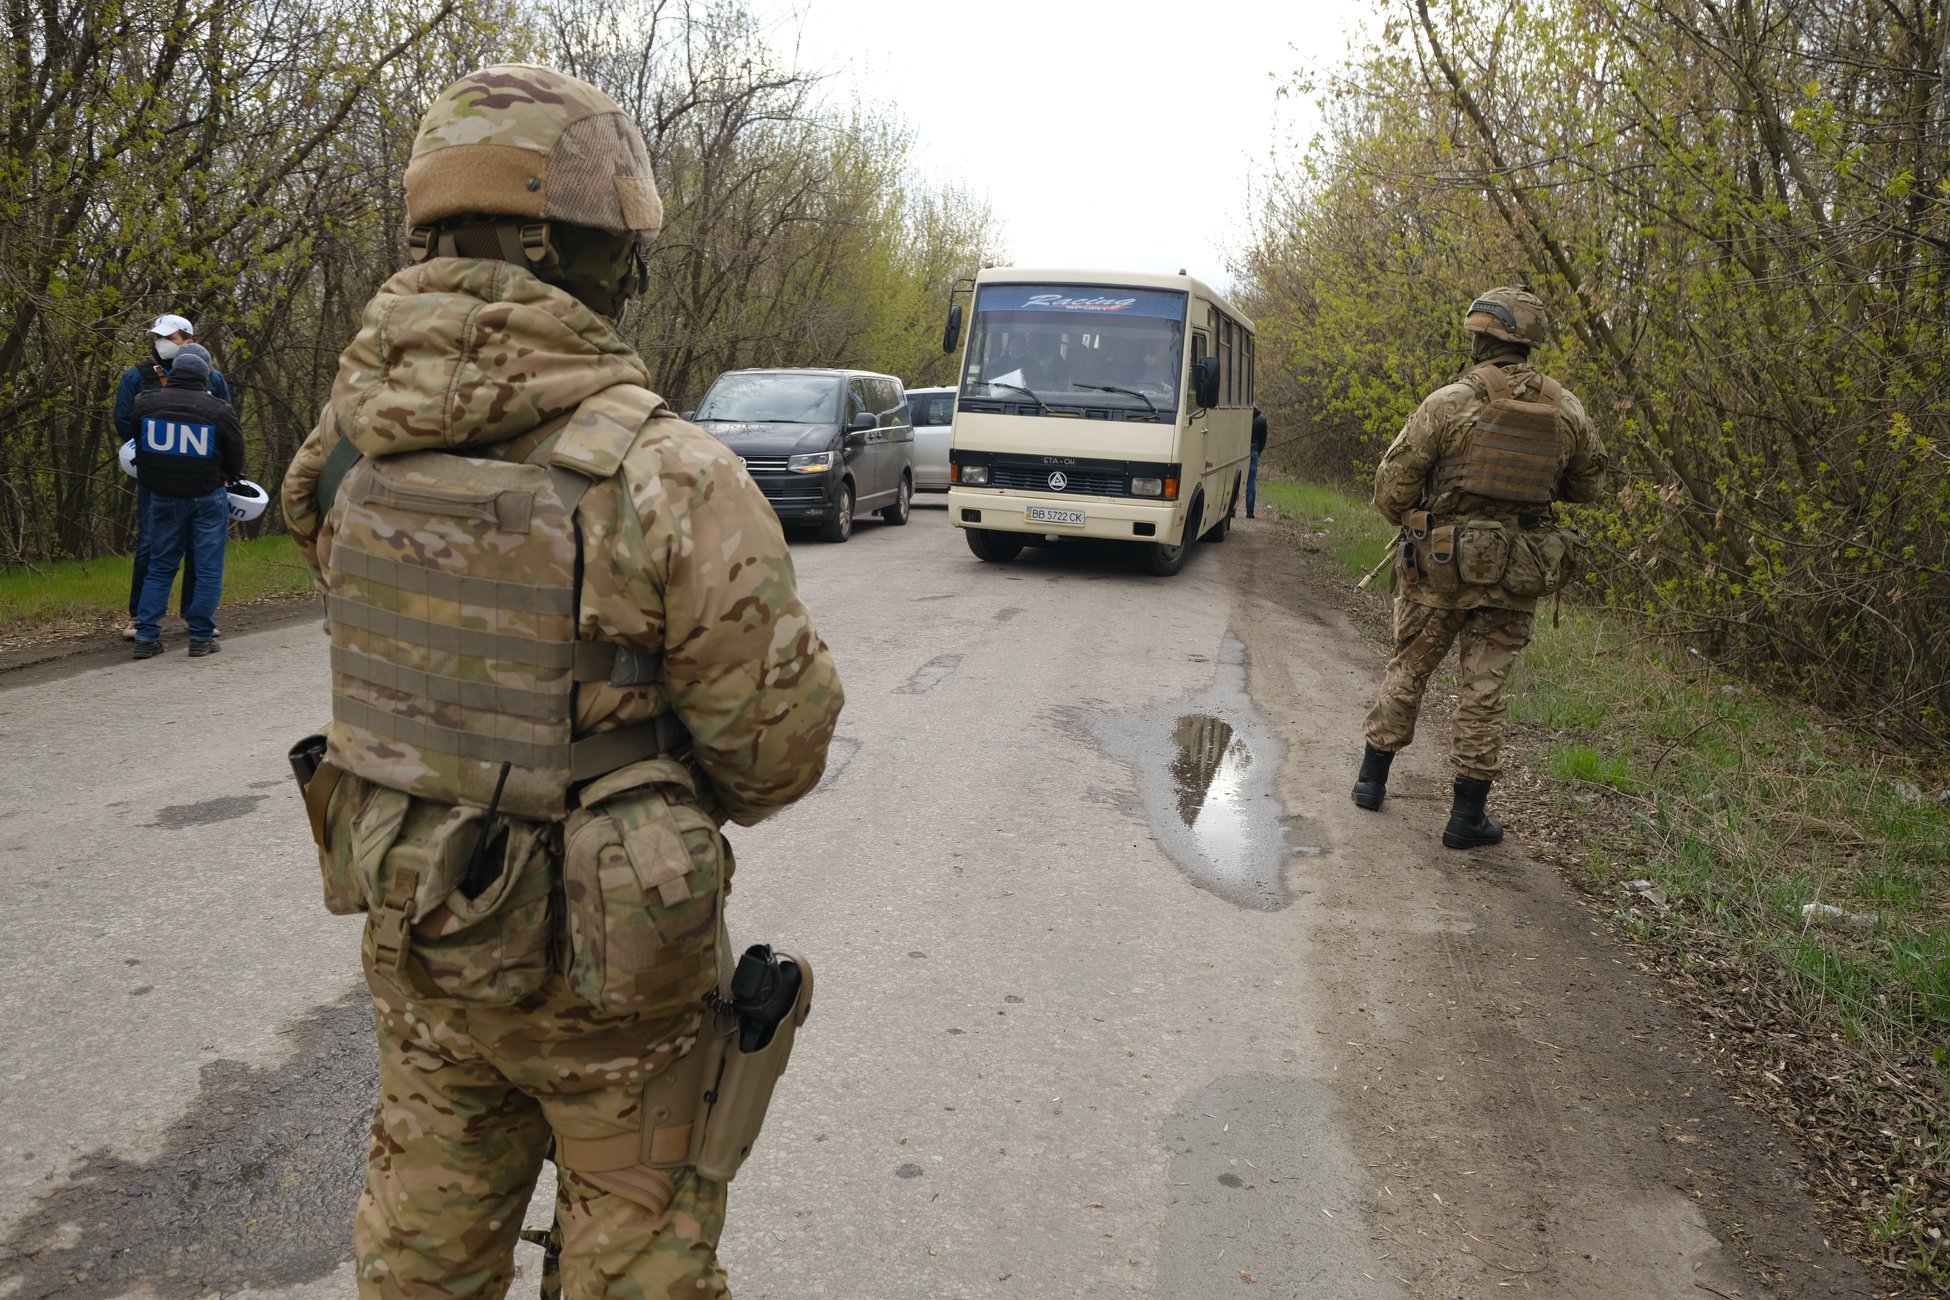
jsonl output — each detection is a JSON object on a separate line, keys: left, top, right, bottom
{"left": 130, "top": 377, "right": 245, "bottom": 498}
{"left": 1251, "top": 409, "right": 1269, "bottom": 452}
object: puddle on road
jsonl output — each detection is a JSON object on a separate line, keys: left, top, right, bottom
{"left": 1084, "top": 633, "right": 1318, "bottom": 909}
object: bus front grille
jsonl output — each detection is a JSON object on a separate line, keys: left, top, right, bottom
{"left": 989, "top": 466, "right": 1129, "bottom": 496}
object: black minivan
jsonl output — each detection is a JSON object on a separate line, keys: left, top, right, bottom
{"left": 689, "top": 369, "right": 915, "bottom": 542}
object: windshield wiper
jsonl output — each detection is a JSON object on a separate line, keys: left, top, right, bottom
{"left": 987, "top": 382, "right": 1049, "bottom": 414}
{"left": 1073, "top": 383, "right": 1159, "bottom": 418}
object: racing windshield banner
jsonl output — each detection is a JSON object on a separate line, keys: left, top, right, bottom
{"left": 976, "top": 285, "right": 1186, "bottom": 321}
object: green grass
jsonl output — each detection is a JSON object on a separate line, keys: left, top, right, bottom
{"left": 1521, "top": 614, "right": 1950, "bottom": 1286}
{"left": 1272, "top": 474, "right": 1950, "bottom": 1282}
{"left": 0, "top": 534, "right": 316, "bottom": 632}
{"left": 1254, "top": 478, "right": 1395, "bottom": 580}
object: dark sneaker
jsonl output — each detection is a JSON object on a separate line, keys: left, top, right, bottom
{"left": 189, "top": 639, "right": 221, "bottom": 657}
{"left": 133, "top": 640, "right": 164, "bottom": 660}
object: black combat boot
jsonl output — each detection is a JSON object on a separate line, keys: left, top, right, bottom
{"left": 1351, "top": 744, "right": 1395, "bottom": 811}
{"left": 1442, "top": 775, "right": 1504, "bottom": 849}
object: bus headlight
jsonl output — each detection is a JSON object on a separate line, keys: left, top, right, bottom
{"left": 960, "top": 464, "right": 991, "bottom": 486}
{"left": 788, "top": 451, "right": 835, "bottom": 473}
{"left": 1129, "top": 477, "right": 1163, "bottom": 497}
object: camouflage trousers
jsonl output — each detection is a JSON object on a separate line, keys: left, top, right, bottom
{"left": 356, "top": 961, "right": 731, "bottom": 1300}
{"left": 1363, "top": 599, "right": 1535, "bottom": 780}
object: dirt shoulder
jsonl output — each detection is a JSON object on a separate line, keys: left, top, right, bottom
{"left": 1230, "top": 515, "right": 1897, "bottom": 1299}
{"left": 0, "top": 591, "right": 323, "bottom": 690}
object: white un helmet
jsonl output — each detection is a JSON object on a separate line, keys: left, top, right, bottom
{"left": 227, "top": 480, "right": 270, "bottom": 522}
{"left": 118, "top": 439, "right": 138, "bottom": 478}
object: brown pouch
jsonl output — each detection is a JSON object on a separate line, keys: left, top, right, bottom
{"left": 561, "top": 758, "right": 725, "bottom": 1017}
{"left": 1504, "top": 526, "right": 1581, "bottom": 597}
{"left": 1404, "top": 508, "right": 1433, "bottom": 541}
{"left": 1455, "top": 519, "right": 1511, "bottom": 586}
{"left": 1411, "top": 523, "right": 1461, "bottom": 593}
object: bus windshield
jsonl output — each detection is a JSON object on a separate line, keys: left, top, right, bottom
{"left": 959, "top": 285, "right": 1188, "bottom": 415}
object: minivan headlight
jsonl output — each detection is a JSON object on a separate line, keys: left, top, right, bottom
{"left": 1129, "top": 477, "right": 1163, "bottom": 497}
{"left": 788, "top": 451, "right": 835, "bottom": 473}
{"left": 960, "top": 464, "right": 991, "bottom": 486}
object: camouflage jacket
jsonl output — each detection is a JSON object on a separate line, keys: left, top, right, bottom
{"left": 283, "top": 258, "right": 843, "bottom": 825}
{"left": 1372, "top": 359, "right": 1609, "bottom": 611}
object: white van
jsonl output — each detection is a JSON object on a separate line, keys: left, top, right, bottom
{"left": 905, "top": 387, "right": 955, "bottom": 492}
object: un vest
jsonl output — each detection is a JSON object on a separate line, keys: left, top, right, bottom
{"left": 322, "top": 386, "right": 676, "bottom": 821}
{"left": 1434, "top": 364, "right": 1568, "bottom": 506}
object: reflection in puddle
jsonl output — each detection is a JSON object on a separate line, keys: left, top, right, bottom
{"left": 1170, "top": 714, "right": 1253, "bottom": 862}
{"left": 1081, "top": 633, "right": 1319, "bottom": 910}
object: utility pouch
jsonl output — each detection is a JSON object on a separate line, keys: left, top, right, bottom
{"left": 1408, "top": 522, "right": 1462, "bottom": 593}
{"left": 329, "top": 779, "right": 553, "bottom": 1004}
{"left": 689, "top": 948, "right": 815, "bottom": 1181}
{"left": 1454, "top": 519, "right": 1511, "bottom": 586}
{"left": 1504, "top": 525, "right": 1582, "bottom": 597}
{"left": 561, "top": 757, "right": 724, "bottom": 1017}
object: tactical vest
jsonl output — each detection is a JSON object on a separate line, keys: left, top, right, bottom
{"left": 322, "top": 385, "right": 679, "bottom": 821}
{"left": 1435, "top": 363, "right": 1567, "bottom": 505}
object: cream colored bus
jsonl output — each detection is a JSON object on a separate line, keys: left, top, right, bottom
{"left": 942, "top": 267, "right": 1255, "bottom": 576}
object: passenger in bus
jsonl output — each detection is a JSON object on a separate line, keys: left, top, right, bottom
{"left": 1134, "top": 339, "right": 1177, "bottom": 394}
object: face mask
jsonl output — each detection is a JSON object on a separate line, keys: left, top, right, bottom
{"left": 155, "top": 339, "right": 183, "bottom": 362}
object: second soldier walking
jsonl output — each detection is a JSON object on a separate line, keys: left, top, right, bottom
{"left": 1350, "top": 287, "right": 1608, "bottom": 848}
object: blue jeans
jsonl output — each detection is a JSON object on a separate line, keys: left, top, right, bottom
{"left": 1246, "top": 446, "right": 1262, "bottom": 515}
{"left": 129, "top": 485, "right": 197, "bottom": 618}
{"left": 135, "top": 488, "right": 228, "bottom": 642}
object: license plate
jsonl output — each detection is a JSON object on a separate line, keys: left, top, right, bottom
{"left": 1026, "top": 505, "right": 1085, "bottom": 526}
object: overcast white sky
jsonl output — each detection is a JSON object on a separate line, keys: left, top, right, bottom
{"left": 755, "top": 0, "right": 1374, "bottom": 289}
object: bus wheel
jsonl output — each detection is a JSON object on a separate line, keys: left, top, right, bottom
{"left": 1140, "top": 538, "right": 1190, "bottom": 576}
{"left": 1205, "top": 496, "right": 1232, "bottom": 543}
{"left": 967, "top": 528, "right": 1024, "bottom": 563}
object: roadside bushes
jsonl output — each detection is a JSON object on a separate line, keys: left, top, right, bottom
{"left": 0, "top": 0, "right": 997, "bottom": 569}
{"left": 1237, "top": 0, "right": 1950, "bottom": 743}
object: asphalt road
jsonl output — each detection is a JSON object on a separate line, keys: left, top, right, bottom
{"left": 0, "top": 504, "right": 1880, "bottom": 1299}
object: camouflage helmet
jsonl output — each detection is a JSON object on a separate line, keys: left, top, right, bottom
{"left": 404, "top": 64, "right": 663, "bottom": 248}
{"left": 1463, "top": 287, "right": 1548, "bottom": 346}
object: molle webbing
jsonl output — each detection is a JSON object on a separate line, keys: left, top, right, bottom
{"left": 322, "top": 384, "right": 670, "bottom": 819}
{"left": 1437, "top": 364, "right": 1566, "bottom": 506}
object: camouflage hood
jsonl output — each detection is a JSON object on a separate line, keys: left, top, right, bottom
{"left": 324, "top": 258, "right": 651, "bottom": 457}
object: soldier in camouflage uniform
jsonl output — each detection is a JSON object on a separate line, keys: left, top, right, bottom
{"left": 282, "top": 65, "right": 843, "bottom": 1297}
{"left": 1350, "top": 288, "right": 1608, "bottom": 849}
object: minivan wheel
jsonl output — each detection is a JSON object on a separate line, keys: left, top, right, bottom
{"left": 820, "top": 482, "right": 854, "bottom": 543}
{"left": 966, "top": 527, "right": 1024, "bottom": 563}
{"left": 880, "top": 474, "right": 912, "bottom": 525}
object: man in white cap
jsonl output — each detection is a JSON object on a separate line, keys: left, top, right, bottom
{"left": 114, "top": 314, "right": 231, "bottom": 640}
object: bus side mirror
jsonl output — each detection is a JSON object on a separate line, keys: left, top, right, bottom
{"left": 1195, "top": 356, "right": 1221, "bottom": 408}
{"left": 848, "top": 412, "right": 877, "bottom": 434}
{"left": 942, "top": 303, "right": 963, "bottom": 354}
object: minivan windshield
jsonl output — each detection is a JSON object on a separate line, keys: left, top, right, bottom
{"left": 960, "top": 285, "right": 1188, "bottom": 414}
{"left": 695, "top": 372, "right": 842, "bottom": 424}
